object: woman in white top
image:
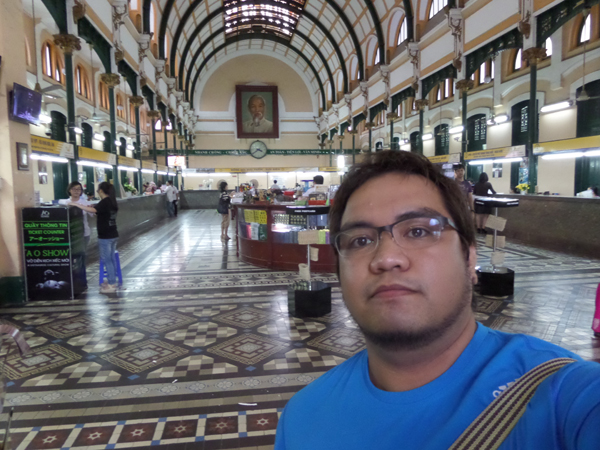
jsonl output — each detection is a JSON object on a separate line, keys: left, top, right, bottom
{"left": 59, "top": 182, "right": 93, "bottom": 287}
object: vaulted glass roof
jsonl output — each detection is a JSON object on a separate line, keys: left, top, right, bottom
{"left": 224, "top": 0, "right": 306, "bottom": 40}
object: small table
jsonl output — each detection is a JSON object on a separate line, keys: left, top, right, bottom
{"left": 474, "top": 197, "right": 520, "bottom": 298}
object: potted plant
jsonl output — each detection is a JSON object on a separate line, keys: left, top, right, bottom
{"left": 515, "top": 183, "right": 529, "bottom": 194}
{"left": 123, "top": 183, "right": 137, "bottom": 197}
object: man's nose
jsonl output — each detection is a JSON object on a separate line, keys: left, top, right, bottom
{"left": 368, "top": 231, "right": 410, "bottom": 273}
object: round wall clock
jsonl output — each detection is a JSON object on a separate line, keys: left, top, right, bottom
{"left": 249, "top": 140, "right": 268, "bottom": 159}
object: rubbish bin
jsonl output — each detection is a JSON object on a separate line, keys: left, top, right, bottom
{"left": 288, "top": 280, "right": 331, "bottom": 317}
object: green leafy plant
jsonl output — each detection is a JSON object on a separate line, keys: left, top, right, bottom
{"left": 123, "top": 183, "right": 137, "bottom": 195}
{"left": 515, "top": 183, "right": 529, "bottom": 193}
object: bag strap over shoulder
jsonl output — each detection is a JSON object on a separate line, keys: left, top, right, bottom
{"left": 449, "top": 357, "right": 576, "bottom": 450}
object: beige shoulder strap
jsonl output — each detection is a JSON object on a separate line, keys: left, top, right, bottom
{"left": 449, "top": 357, "right": 576, "bottom": 450}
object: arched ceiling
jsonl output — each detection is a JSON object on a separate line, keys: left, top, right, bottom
{"left": 144, "top": 0, "right": 415, "bottom": 109}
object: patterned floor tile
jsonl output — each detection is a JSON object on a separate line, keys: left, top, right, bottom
{"left": 307, "top": 328, "right": 367, "bottom": 357}
{"left": 212, "top": 307, "right": 279, "bottom": 328}
{"left": 37, "top": 315, "right": 108, "bottom": 338}
{"left": 100, "top": 339, "right": 189, "bottom": 373}
{"left": 161, "top": 420, "right": 198, "bottom": 439}
{"left": 22, "top": 361, "right": 121, "bottom": 387}
{"left": 106, "top": 308, "right": 160, "bottom": 322}
{"left": 128, "top": 310, "right": 198, "bottom": 333}
{"left": 257, "top": 317, "right": 327, "bottom": 340}
{"left": 117, "top": 422, "right": 157, "bottom": 443}
{"left": 208, "top": 333, "right": 290, "bottom": 365}
{"left": 25, "top": 429, "right": 71, "bottom": 449}
{"left": 67, "top": 327, "right": 145, "bottom": 352}
{"left": 178, "top": 305, "right": 237, "bottom": 317}
{"left": 264, "top": 348, "right": 346, "bottom": 370}
{"left": 10, "top": 312, "right": 79, "bottom": 326}
{"left": 0, "top": 331, "right": 47, "bottom": 356}
{"left": 164, "top": 321, "right": 237, "bottom": 347}
{"left": 0, "top": 344, "right": 81, "bottom": 380}
{"left": 205, "top": 416, "right": 238, "bottom": 435}
{"left": 246, "top": 412, "right": 279, "bottom": 432}
{"left": 147, "top": 354, "right": 238, "bottom": 379}
{"left": 72, "top": 426, "right": 116, "bottom": 447}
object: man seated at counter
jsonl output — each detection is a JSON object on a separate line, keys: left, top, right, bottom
{"left": 303, "top": 175, "right": 325, "bottom": 197}
{"left": 275, "top": 150, "right": 600, "bottom": 450}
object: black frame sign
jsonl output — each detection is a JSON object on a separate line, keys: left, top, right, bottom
{"left": 22, "top": 207, "right": 73, "bottom": 300}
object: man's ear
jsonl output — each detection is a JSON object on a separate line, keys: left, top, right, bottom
{"left": 467, "top": 245, "right": 478, "bottom": 284}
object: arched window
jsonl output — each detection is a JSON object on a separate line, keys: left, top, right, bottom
{"left": 397, "top": 17, "right": 408, "bottom": 45}
{"left": 116, "top": 94, "right": 126, "bottom": 119}
{"left": 580, "top": 14, "right": 591, "bottom": 44}
{"left": 471, "top": 59, "right": 494, "bottom": 87}
{"left": 129, "top": 0, "right": 138, "bottom": 9}
{"left": 149, "top": 2, "right": 156, "bottom": 34}
{"left": 374, "top": 49, "right": 380, "bottom": 65}
{"left": 544, "top": 37, "right": 553, "bottom": 57}
{"left": 41, "top": 42, "right": 65, "bottom": 84}
{"left": 429, "top": 0, "right": 448, "bottom": 20}
{"left": 514, "top": 49, "right": 523, "bottom": 71}
{"left": 154, "top": 118, "right": 162, "bottom": 131}
{"left": 75, "top": 65, "right": 92, "bottom": 100}
{"left": 433, "top": 78, "right": 454, "bottom": 103}
{"left": 434, "top": 124, "right": 449, "bottom": 156}
{"left": 98, "top": 80, "right": 109, "bottom": 110}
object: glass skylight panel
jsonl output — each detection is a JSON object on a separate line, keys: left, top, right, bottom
{"left": 224, "top": 0, "right": 305, "bottom": 40}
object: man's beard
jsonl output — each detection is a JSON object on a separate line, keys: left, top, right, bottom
{"left": 351, "top": 270, "right": 474, "bottom": 351}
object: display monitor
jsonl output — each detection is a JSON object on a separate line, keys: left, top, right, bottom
{"left": 10, "top": 83, "right": 42, "bottom": 125}
{"left": 168, "top": 155, "right": 186, "bottom": 167}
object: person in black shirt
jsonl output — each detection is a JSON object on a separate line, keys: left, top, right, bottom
{"left": 218, "top": 181, "right": 232, "bottom": 241}
{"left": 473, "top": 172, "right": 497, "bottom": 234}
{"left": 71, "top": 181, "right": 120, "bottom": 293}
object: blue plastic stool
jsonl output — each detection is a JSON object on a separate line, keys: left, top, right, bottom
{"left": 99, "top": 250, "right": 123, "bottom": 286}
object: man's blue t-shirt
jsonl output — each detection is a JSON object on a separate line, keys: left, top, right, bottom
{"left": 275, "top": 323, "right": 600, "bottom": 449}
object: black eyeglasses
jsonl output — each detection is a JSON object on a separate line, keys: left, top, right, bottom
{"left": 333, "top": 215, "right": 457, "bottom": 259}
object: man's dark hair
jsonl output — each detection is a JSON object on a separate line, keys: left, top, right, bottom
{"left": 454, "top": 163, "right": 465, "bottom": 171}
{"left": 219, "top": 181, "right": 228, "bottom": 192}
{"left": 313, "top": 175, "right": 324, "bottom": 185}
{"left": 592, "top": 186, "right": 599, "bottom": 197}
{"left": 273, "top": 180, "right": 277, "bottom": 184}
{"left": 167, "top": 180, "right": 173, "bottom": 186}
{"left": 329, "top": 151, "right": 476, "bottom": 260}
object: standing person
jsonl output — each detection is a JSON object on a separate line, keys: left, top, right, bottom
{"left": 217, "top": 181, "right": 232, "bottom": 241}
{"left": 270, "top": 180, "right": 279, "bottom": 190}
{"left": 454, "top": 163, "right": 474, "bottom": 214}
{"left": 172, "top": 182, "right": 180, "bottom": 217}
{"left": 70, "top": 182, "right": 119, "bottom": 294}
{"left": 59, "top": 182, "right": 93, "bottom": 288}
{"left": 165, "top": 181, "right": 176, "bottom": 217}
{"left": 303, "top": 175, "right": 325, "bottom": 197}
{"left": 274, "top": 151, "right": 600, "bottom": 450}
{"left": 473, "top": 172, "right": 497, "bottom": 234}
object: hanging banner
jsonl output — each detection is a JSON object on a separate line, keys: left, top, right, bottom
{"left": 464, "top": 145, "right": 526, "bottom": 161}
{"left": 162, "top": 149, "right": 338, "bottom": 156}
{"left": 79, "top": 146, "right": 117, "bottom": 165}
{"left": 118, "top": 155, "right": 141, "bottom": 168}
{"left": 533, "top": 136, "right": 600, "bottom": 155}
{"left": 30, "top": 135, "right": 74, "bottom": 159}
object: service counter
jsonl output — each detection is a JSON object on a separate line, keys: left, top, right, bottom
{"left": 234, "top": 204, "right": 336, "bottom": 273}
{"left": 490, "top": 194, "right": 600, "bottom": 259}
{"left": 179, "top": 190, "right": 220, "bottom": 210}
{"left": 86, "top": 193, "right": 167, "bottom": 260}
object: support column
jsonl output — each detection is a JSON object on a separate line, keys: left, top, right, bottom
{"left": 415, "top": 100, "right": 428, "bottom": 156}
{"left": 147, "top": 110, "right": 160, "bottom": 186}
{"left": 130, "top": 96, "right": 144, "bottom": 194}
{"left": 349, "top": 130, "right": 357, "bottom": 165}
{"left": 366, "top": 122, "right": 373, "bottom": 152}
{"left": 328, "top": 139, "right": 334, "bottom": 166}
{"left": 523, "top": 48, "right": 546, "bottom": 194}
{"left": 456, "top": 80, "right": 474, "bottom": 162}
{"left": 387, "top": 112, "right": 398, "bottom": 149}
{"left": 54, "top": 34, "right": 82, "bottom": 181}
{"left": 101, "top": 73, "right": 121, "bottom": 193}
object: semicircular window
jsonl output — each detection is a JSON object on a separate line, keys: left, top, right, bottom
{"left": 224, "top": 0, "right": 306, "bottom": 40}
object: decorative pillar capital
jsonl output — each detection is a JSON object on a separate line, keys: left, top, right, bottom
{"left": 139, "top": 75, "right": 147, "bottom": 87}
{"left": 73, "top": 0, "right": 87, "bottom": 23}
{"left": 365, "top": 121, "right": 374, "bottom": 130}
{"left": 387, "top": 112, "right": 399, "bottom": 121}
{"left": 114, "top": 48, "right": 125, "bottom": 63}
{"left": 523, "top": 47, "right": 547, "bottom": 66}
{"left": 130, "top": 95, "right": 145, "bottom": 107}
{"left": 455, "top": 79, "right": 475, "bottom": 93}
{"left": 100, "top": 73, "right": 121, "bottom": 88}
{"left": 147, "top": 110, "right": 161, "bottom": 119}
{"left": 337, "top": 134, "right": 345, "bottom": 141}
{"left": 414, "top": 99, "right": 428, "bottom": 111}
{"left": 53, "top": 34, "right": 81, "bottom": 55}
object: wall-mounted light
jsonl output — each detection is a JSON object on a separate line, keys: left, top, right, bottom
{"left": 39, "top": 112, "right": 52, "bottom": 124}
{"left": 422, "top": 133, "right": 433, "bottom": 141}
{"left": 118, "top": 165, "right": 138, "bottom": 172}
{"left": 502, "top": 158, "right": 524, "bottom": 163}
{"left": 114, "top": 140, "right": 122, "bottom": 146}
{"left": 468, "top": 159, "right": 494, "bottom": 165}
{"left": 77, "top": 160, "right": 113, "bottom": 169}
{"left": 126, "top": 144, "right": 135, "bottom": 151}
{"left": 449, "top": 125, "right": 464, "bottom": 135}
{"left": 337, "top": 155, "right": 346, "bottom": 169}
{"left": 93, "top": 133, "right": 105, "bottom": 141}
{"left": 245, "top": 172, "right": 267, "bottom": 176}
{"left": 72, "top": 126, "right": 83, "bottom": 134}
{"left": 584, "top": 149, "right": 600, "bottom": 157}
{"left": 30, "top": 153, "right": 69, "bottom": 163}
{"left": 141, "top": 169, "right": 156, "bottom": 174}
{"left": 493, "top": 114, "right": 509, "bottom": 124}
{"left": 540, "top": 101, "right": 572, "bottom": 114}
{"left": 541, "top": 152, "right": 584, "bottom": 160}
{"left": 156, "top": 171, "right": 168, "bottom": 175}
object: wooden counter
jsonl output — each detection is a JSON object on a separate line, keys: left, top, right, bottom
{"left": 233, "top": 204, "right": 337, "bottom": 273}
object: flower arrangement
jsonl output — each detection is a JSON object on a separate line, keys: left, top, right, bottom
{"left": 515, "top": 183, "right": 529, "bottom": 193}
{"left": 123, "top": 183, "right": 138, "bottom": 195}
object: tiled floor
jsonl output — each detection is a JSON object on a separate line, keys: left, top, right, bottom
{"left": 0, "top": 209, "right": 599, "bottom": 449}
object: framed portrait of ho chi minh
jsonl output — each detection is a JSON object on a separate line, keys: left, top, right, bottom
{"left": 236, "top": 85, "right": 279, "bottom": 140}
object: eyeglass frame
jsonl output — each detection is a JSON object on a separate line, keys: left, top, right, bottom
{"left": 332, "top": 211, "right": 458, "bottom": 258}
